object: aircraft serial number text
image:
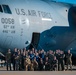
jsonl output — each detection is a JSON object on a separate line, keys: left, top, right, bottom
{"left": 1, "top": 18, "right": 15, "bottom": 24}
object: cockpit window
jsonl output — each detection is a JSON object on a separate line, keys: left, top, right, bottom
{"left": 2, "top": 5, "right": 12, "bottom": 14}
{"left": 0, "top": 5, "right": 3, "bottom": 12}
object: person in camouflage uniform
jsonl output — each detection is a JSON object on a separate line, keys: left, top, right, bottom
{"left": 6, "top": 49, "right": 12, "bottom": 71}
{"left": 52, "top": 56, "right": 58, "bottom": 71}
{"left": 24, "top": 56, "right": 34, "bottom": 71}
{"left": 66, "top": 50, "right": 72, "bottom": 71}
{"left": 60, "top": 51, "right": 65, "bottom": 71}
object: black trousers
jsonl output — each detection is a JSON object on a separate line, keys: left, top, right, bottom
{"left": 6, "top": 61, "right": 11, "bottom": 71}
{"left": 13, "top": 59, "right": 16, "bottom": 71}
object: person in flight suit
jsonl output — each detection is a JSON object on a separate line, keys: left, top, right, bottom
{"left": 38, "top": 58, "right": 44, "bottom": 71}
{"left": 60, "top": 51, "right": 65, "bottom": 71}
{"left": 55, "top": 50, "right": 61, "bottom": 71}
{"left": 13, "top": 48, "right": 18, "bottom": 71}
{"left": 47, "top": 50, "right": 54, "bottom": 70}
{"left": 22, "top": 51, "right": 26, "bottom": 70}
{"left": 66, "top": 50, "right": 72, "bottom": 71}
{"left": 52, "top": 56, "right": 58, "bottom": 71}
{"left": 6, "top": 49, "right": 12, "bottom": 71}
{"left": 15, "top": 50, "right": 21, "bottom": 71}
{"left": 44, "top": 56, "right": 50, "bottom": 71}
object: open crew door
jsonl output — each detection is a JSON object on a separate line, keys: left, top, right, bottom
{"left": 29, "top": 32, "right": 40, "bottom": 49}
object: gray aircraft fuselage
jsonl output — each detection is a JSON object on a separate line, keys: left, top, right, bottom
{"left": 0, "top": 0, "right": 76, "bottom": 56}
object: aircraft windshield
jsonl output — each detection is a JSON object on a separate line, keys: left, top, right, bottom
{"left": 2, "top": 5, "right": 12, "bottom": 14}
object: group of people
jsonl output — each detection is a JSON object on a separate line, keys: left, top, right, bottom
{"left": 5, "top": 48, "right": 72, "bottom": 71}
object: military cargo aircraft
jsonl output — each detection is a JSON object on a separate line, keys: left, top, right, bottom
{"left": 0, "top": 0, "right": 76, "bottom": 58}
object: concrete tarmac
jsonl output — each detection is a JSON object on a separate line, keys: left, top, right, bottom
{"left": 0, "top": 66, "right": 76, "bottom": 75}
{"left": 0, "top": 71, "right": 76, "bottom": 75}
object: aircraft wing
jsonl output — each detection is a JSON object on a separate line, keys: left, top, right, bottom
{"left": 47, "top": 0, "right": 76, "bottom": 4}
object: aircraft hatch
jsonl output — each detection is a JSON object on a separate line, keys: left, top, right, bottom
{"left": 29, "top": 32, "right": 40, "bottom": 49}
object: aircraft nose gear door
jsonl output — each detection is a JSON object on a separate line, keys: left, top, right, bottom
{"left": 29, "top": 32, "right": 40, "bottom": 49}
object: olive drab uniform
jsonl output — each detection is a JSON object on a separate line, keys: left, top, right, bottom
{"left": 48, "top": 54, "right": 54, "bottom": 70}
{"left": 15, "top": 54, "right": 21, "bottom": 70}
{"left": 52, "top": 59, "right": 58, "bottom": 71}
{"left": 56, "top": 53, "right": 61, "bottom": 71}
{"left": 60, "top": 54, "right": 65, "bottom": 71}
{"left": 66, "top": 53, "right": 72, "bottom": 70}
{"left": 13, "top": 52, "right": 18, "bottom": 71}
{"left": 6, "top": 52, "right": 12, "bottom": 70}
